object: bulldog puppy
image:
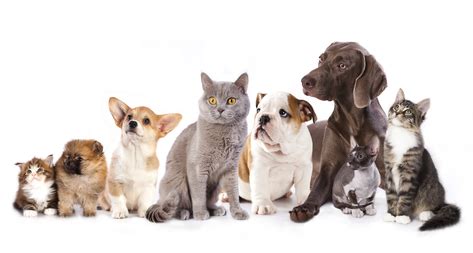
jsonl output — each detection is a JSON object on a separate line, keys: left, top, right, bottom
{"left": 238, "top": 92, "right": 316, "bottom": 215}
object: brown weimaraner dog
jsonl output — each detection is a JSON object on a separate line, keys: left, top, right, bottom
{"left": 289, "top": 42, "right": 388, "bottom": 222}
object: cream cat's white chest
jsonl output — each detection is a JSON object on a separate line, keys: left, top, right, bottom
{"left": 386, "top": 125, "right": 418, "bottom": 192}
{"left": 22, "top": 180, "right": 54, "bottom": 211}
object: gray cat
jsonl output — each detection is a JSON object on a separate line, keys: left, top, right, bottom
{"left": 332, "top": 143, "right": 380, "bottom": 218}
{"left": 384, "top": 88, "right": 460, "bottom": 231}
{"left": 146, "top": 72, "right": 250, "bottom": 222}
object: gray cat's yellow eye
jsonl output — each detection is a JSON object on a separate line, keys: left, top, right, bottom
{"left": 208, "top": 96, "right": 217, "bottom": 105}
{"left": 227, "top": 97, "right": 237, "bottom": 105}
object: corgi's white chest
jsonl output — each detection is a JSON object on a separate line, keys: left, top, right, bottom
{"left": 22, "top": 180, "right": 54, "bottom": 211}
{"left": 113, "top": 144, "right": 159, "bottom": 185}
{"left": 386, "top": 125, "right": 419, "bottom": 192}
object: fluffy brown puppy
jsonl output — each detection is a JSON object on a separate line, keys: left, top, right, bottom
{"left": 55, "top": 140, "right": 107, "bottom": 217}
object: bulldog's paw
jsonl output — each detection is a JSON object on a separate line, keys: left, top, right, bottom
{"left": 252, "top": 200, "right": 277, "bottom": 215}
{"left": 289, "top": 203, "right": 319, "bottom": 222}
{"left": 395, "top": 215, "right": 412, "bottom": 224}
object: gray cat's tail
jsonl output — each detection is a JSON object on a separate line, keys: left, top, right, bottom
{"left": 419, "top": 203, "right": 460, "bottom": 231}
{"left": 145, "top": 191, "right": 180, "bottom": 223}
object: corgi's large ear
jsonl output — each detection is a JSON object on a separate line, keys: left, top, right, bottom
{"left": 44, "top": 155, "right": 54, "bottom": 167}
{"left": 109, "top": 97, "right": 130, "bottom": 128}
{"left": 156, "top": 113, "right": 182, "bottom": 138}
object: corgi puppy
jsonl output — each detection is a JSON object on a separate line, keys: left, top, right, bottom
{"left": 102, "top": 97, "right": 182, "bottom": 218}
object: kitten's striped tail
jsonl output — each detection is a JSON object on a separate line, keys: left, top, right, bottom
{"left": 145, "top": 191, "right": 180, "bottom": 223}
{"left": 419, "top": 203, "right": 461, "bottom": 231}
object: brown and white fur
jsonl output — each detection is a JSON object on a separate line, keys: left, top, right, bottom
{"left": 101, "top": 97, "right": 182, "bottom": 218}
{"left": 238, "top": 92, "right": 316, "bottom": 214}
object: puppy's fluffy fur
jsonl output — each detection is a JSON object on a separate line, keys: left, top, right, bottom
{"left": 55, "top": 139, "right": 107, "bottom": 217}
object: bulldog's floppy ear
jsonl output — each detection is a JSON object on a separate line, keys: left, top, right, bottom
{"left": 255, "top": 93, "right": 266, "bottom": 108}
{"left": 298, "top": 100, "right": 317, "bottom": 123}
{"left": 353, "top": 51, "right": 387, "bottom": 108}
{"left": 109, "top": 97, "right": 131, "bottom": 128}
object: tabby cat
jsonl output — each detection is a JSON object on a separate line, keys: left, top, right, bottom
{"left": 14, "top": 155, "right": 58, "bottom": 217}
{"left": 384, "top": 88, "right": 460, "bottom": 231}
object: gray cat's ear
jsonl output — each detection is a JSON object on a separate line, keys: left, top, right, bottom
{"left": 201, "top": 72, "right": 213, "bottom": 91}
{"left": 256, "top": 93, "right": 266, "bottom": 107}
{"left": 235, "top": 73, "right": 249, "bottom": 93}
{"left": 417, "top": 98, "right": 430, "bottom": 119}
{"left": 156, "top": 113, "right": 182, "bottom": 137}
{"left": 109, "top": 97, "right": 131, "bottom": 128}
{"left": 45, "top": 155, "right": 54, "bottom": 167}
{"left": 395, "top": 88, "right": 405, "bottom": 103}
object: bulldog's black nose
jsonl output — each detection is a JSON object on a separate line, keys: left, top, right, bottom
{"left": 259, "top": 115, "right": 270, "bottom": 125}
{"left": 302, "top": 75, "right": 316, "bottom": 89}
{"left": 129, "top": 120, "right": 138, "bottom": 129}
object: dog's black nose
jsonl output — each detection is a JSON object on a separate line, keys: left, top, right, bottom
{"left": 302, "top": 75, "right": 316, "bottom": 89}
{"left": 259, "top": 115, "right": 270, "bottom": 125}
{"left": 129, "top": 120, "right": 138, "bottom": 129}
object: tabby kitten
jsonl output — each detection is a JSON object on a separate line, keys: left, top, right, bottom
{"left": 146, "top": 72, "right": 250, "bottom": 222}
{"left": 384, "top": 89, "right": 460, "bottom": 231}
{"left": 14, "top": 155, "right": 58, "bottom": 217}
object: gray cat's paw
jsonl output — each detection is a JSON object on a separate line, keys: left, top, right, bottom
{"left": 193, "top": 210, "right": 210, "bottom": 220}
{"left": 210, "top": 206, "right": 226, "bottom": 217}
{"left": 351, "top": 209, "right": 364, "bottom": 218}
{"left": 178, "top": 209, "right": 191, "bottom": 220}
{"left": 231, "top": 208, "right": 249, "bottom": 220}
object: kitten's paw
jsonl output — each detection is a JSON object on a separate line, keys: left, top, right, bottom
{"left": 395, "top": 215, "right": 411, "bottom": 224}
{"left": 44, "top": 208, "right": 57, "bottom": 216}
{"left": 351, "top": 209, "right": 364, "bottom": 218}
{"left": 419, "top": 211, "right": 434, "bottom": 222}
{"left": 210, "top": 206, "right": 226, "bottom": 217}
{"left": 252, "top": 200, "right": 277, "bottom": 215}
{"left": 23, "top": 210, "right": 38, "bottom": 217}
{"left": 365, "top": 206, "right": 377, "bottom": 216}
{"left": 383, "top": 213, "right": 396, "bottom": 222}
{"left": 230, "top": 208, "right": 249, "bottom": 220}
{"left": 194, "top": 210, "right": 210, "bottom": 220}
{"left": 111, "top": 206, "right": 129, "bottom": 219}
{"left": 178, "top": 209, "right": 191, "bottom": 220}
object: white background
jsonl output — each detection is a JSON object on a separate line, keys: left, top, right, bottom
{"left": 0, "top": 0, "right": 470, "bottom": 252}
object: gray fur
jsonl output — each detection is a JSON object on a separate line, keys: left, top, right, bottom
{"left": 332, "top": 146, "right": 380, "bottom": 217}
{"left": 146, "top": 73, "right": 250, "bottom": 222}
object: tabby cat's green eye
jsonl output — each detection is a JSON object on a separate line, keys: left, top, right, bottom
{"left": 405, "top": 109, "right": 412, "bottom": 115}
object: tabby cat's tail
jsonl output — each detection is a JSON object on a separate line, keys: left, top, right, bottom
{"left": 145, "top": 191, "right": 180, "bottom": 223}
{"left": 419, "top": 203, "right": 460, "bottom": 231}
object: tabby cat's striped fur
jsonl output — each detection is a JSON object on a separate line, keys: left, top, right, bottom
{"left": 383, "top": 89, "right": 460, "bottom": 231}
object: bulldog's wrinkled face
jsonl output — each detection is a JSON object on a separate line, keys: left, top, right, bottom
{"left": 253, "top": 92, "right": 315, "bottom": 154}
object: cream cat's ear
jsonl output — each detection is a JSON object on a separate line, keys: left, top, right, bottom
{"left": 395, "top": 88, "right": 405, "bottom": 103}
{"left": 235, "top": 73, "right": 249, "bottom": 93}
{"left": 417, "top": 98, "right": 431, "bottom": 119}
{"left": 156, "top": 113, "right": 182, "bottom": 137}
{"left": 44, "top": 155, "right": 54, "bottom": 167}
{"left": 201, "top": 72, "right": 213, "bottom": 91}
{"left": 109, "top": 97, "right": 131, "bottom": 127}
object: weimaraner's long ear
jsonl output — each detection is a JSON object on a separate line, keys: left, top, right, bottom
{"left": 353, "top": 51, "right": 387, "bottom": 108}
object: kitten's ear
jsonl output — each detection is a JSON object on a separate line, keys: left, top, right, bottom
{"left": 234, "top": 73, "right": 249, "bottom": 94}
{"left": 395, "top": 88, "right": 405, "bottom": 104}
{"left": 256, "top": 93, "right": 266, "bottom": 108}
{"left": 92, "top": 141, "right": 104, "bottom": 155}
{"left": 156, "top": 113, "right": 182, "bottom": 137}
{"left": 349, "top": 136, "right": 358, "bottom": 150}
{"left": 44, "top": 155, "right": 54, "bottom": 167}
{"left": 417, "top": 98, "right": 430, "bottom": 119}
{"left": 367, "top": 136, "right": 380, "bottom": 156}
{"left": 109, "top": 97, "right": 130, "bottom": 128}
{"left": 15, "top": 162, "right": 24, "bottom": 168}
{"left": 201, "top": 72, "right": 213, "bottom": 91}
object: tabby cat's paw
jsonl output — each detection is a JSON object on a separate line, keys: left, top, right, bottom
{"left": 383, "top": 213, "right": 396, "bottom": 222}
{"left": 351, "top": 209, "right": 364, "bottom": 218}
{"left": 395, "top": 215, "right": 411, "bottom": 224}
{"left": 365, "top": 205, "right": 377, "bottom": 216}
{"left": 194, "top": 210, "right": 210, "bottom": 220}
{"left": 419, "top": 211, "right": 433, "bottom": 222}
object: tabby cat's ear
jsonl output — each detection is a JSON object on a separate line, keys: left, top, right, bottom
{"left": 417, "top": 98, "right": 430, "bottom": 119}
{"left": 44, "top": 155, "right": 54, "bottom": 167}
{"left": 201, "top": 72, "right": 213, "bottom": 91}
{"left": 395, "top": 88, "right": 405, "bottom": 104}
{"left": 234, "top": 73, "right": 249, "bottom": 94}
